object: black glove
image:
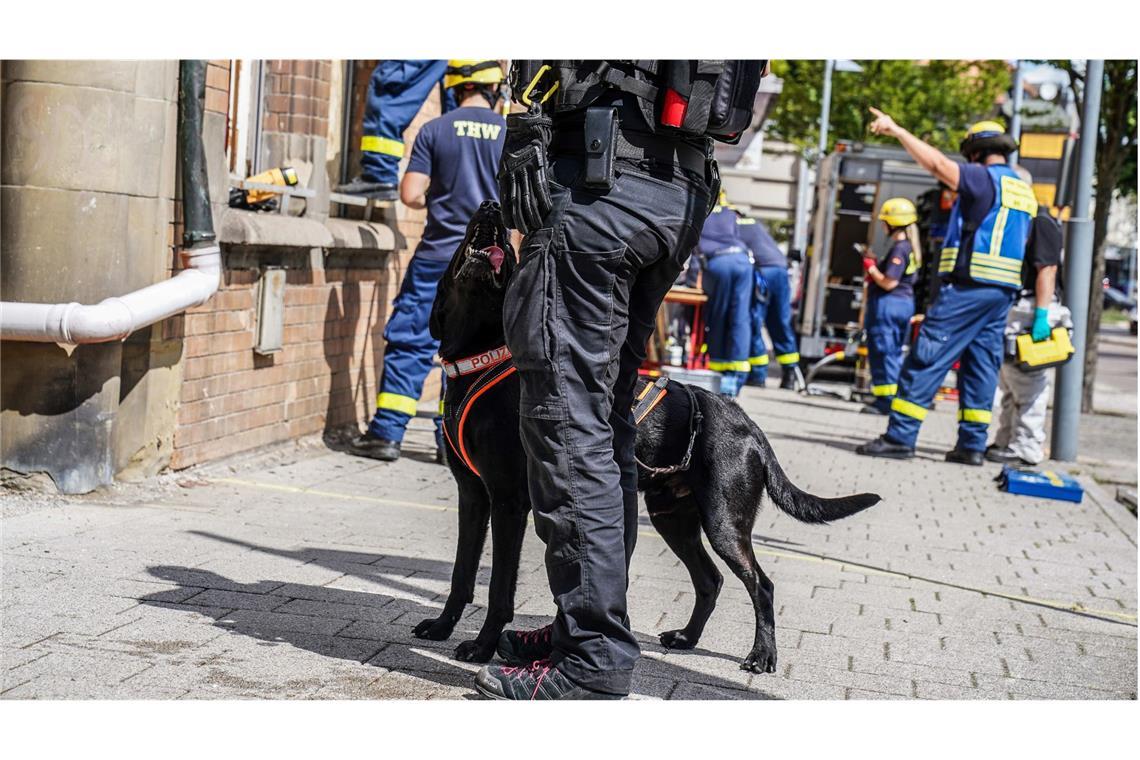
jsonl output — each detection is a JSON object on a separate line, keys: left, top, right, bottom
{"left": 498, "top": 108, "right": 553, "bottom": 235}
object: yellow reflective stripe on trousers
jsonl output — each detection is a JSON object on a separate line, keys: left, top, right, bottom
{"left": 709, "top": 360, "right": 751, "bottom": 372}
{"left": 891, "top": 398, "right": 928, "bottom": 420}
{"left": 377, "top": 392, "right": 419, "bottom": 416}
{"left": 749, "top": 354, "right": 770, "bottom": 366}
{"left": 776, "top": 352, "right": 800, "bottom": 365}
{"left": 958, "top": 408, "right": 993, "bottom": 424}
{"left": 871, "top": 384, "right": 898, "bottom": 397}
{"left": 361, "top": 135, "right": 405, "bottom": 158}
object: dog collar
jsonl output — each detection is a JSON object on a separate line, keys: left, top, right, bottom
{"left": 441, "top": 345, "right": 512, "bottom": 379}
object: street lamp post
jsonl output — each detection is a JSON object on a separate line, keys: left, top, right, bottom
{"left": 1051, "top": 59, "right": 1104, "bottom": 461}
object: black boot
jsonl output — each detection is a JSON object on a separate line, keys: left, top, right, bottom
{"left": 855, "top": 436, "right": 915, "bottom": 459}
{"left": 334, "top": 177, "right": 397, "bottom": 201}
{"left": 349, "top": 431, "right": 401, "bottom": 462}
{"left": 945, "top": 447, "right": 984, "bottom": 466}
{"left": 496, "top": 624, "right": 554, "bottom": 665}
{"left": 779, "top": 365, "right": 804, "bottom": 391}
{"left": 474, "top": 660, "right": 623, "bottom": 700}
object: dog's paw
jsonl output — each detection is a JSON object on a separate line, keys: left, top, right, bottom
{"left": 412, "top": 616, "right": 455, "bottom": 641}
{"left": 740, "top": 644, "right": 777, "bottom": 674}
{"left": 455, "top": 639, "right": 496, "bottom": 663}
{"left": 659, "top": 629, "right": 698, "bottom": 650}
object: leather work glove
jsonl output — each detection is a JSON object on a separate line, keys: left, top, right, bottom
{"left": 1031, "top": 307, "right": 1052, "bottom": 342}
{"left": 498, "top": 108, "right": 553, "bottom": 235}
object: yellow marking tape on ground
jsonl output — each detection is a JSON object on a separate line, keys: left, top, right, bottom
{"left": 215, "top": 477, "right": 1137, "bottom": 624}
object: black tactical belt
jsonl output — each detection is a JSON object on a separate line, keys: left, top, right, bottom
{"left": 551, "top": 128, "right": 708, "bottom": 176}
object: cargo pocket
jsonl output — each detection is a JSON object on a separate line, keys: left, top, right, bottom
{"left": 911, "top": 323, "right": 948, "bottom": 367}
{"left": 556, "top": 247, "right": 626, "bottom": 325}
{"left": 504, "top": 228, "right": 563, "bottom": 417}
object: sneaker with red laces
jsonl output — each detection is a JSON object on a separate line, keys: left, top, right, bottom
{"left": 496, "top": 624, "right": 553, "bottom": 664}
{"left": 473, "top": 659, "right": 623, "bottom": 700}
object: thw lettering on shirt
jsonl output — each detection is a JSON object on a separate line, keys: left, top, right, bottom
{"left": 453, "top": 120, "right": 503, "bottom": 140}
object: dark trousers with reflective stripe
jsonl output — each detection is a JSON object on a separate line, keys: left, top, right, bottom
{"left": 885, "top": 282, "right": 1014, "bottom": 451}
{"left": 865, "top": 293, "right": 914, "bottom": 411}
{"left": 360, "top": 60, "right": 453, "bottom": 184}
{"left": 368, "top": 254, "right": 451, "bottom": 442}
{"left": 503, "top": 154, "right": 710, "bottom": 695}
{"left": 748, "top": 264, "right": 799, "bottom": 383}
{"left": 702, "top": 250, "right": 754, "bottom": 395}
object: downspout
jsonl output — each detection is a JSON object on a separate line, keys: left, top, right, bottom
{"left": 0, "top": 60, "right": 221, "bottom": 343}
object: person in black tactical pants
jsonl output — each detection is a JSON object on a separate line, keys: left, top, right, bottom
{"left": 473, "top": 67, "right": 717, "bottom": 699}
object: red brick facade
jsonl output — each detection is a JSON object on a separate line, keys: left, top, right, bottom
{"left": 168, "top": 60, "right": 442, "bottom": 470}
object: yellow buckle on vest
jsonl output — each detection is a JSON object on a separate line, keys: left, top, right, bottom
{"left": 521, "top": 65, "right": 559, "bottom": 106}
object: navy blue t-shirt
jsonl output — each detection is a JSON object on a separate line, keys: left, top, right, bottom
{"left": 406, "top": 106, "right": 507, "bottom": 260}
{"left": 949, "top": 163, "right": 998, "bottom": 282}
{"left": 697, "top": 206, "right": 748, "bottom": 256}
{"left": 735, "top": 215, "right": 786, "bottom": 269}
{"left": 872, "top": 240, "right": 916, "bottom": 301}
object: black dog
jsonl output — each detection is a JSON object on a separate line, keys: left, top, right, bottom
{"left": 411, "top": 200, "right": 881, "bottom": 673}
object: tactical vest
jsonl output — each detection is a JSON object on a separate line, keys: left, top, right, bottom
{"left": 938, "top": 165, "right": 1038, "bottom": 290}
{"left": 513, "top": 60, "right": 764, "bottom": 144}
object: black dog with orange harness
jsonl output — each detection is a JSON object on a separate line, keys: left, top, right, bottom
{"left": 415, "top": 200, "right": 882, "bottom": 672}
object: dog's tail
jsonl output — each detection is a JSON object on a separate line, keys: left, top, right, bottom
{"left": 755, "top": 429, "right": 881, "bottom": 524}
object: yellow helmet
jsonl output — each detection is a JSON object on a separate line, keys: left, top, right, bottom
{"left": 444, "top": 60, "right": 504, "bottom": 89}
{"left": 878, "top": 197, "right": 917, "bottom": 227}
{"left": 959, "top": 119, "right": 1017, "bottom": 159}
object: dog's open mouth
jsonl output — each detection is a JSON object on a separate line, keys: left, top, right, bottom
{"left": 457, "top": 213, "right": 509, "bottom": 287}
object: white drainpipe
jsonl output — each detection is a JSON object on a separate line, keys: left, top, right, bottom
{"left": 0, "top": 244, "right": 221, "bottom": 344}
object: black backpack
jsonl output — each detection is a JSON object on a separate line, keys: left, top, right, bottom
{"left": 513, "top": 60, "right": 766, "bottom": 144}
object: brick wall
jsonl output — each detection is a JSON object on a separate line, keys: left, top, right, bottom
{"left": 265, "top": 60, "right": 332, "bottom": 139}
{"left": 169, "top": 60, "right": 445, "bottom": 470}
{"left": 170, "top": 265, "right": 393, "bottom": 468}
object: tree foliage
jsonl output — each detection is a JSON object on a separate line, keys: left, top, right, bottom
{"left": 765, "top": 60, "right": 1012, "bottom": 153}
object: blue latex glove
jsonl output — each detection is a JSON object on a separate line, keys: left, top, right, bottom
{"left": 1031, "top": 307, "right": 1052, "bottom": 342}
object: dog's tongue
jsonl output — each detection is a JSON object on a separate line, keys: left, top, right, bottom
{"left": 485, "top": 246, "right": 505, "bottom": 274}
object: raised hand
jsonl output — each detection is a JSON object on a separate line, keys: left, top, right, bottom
{"left": 868, "top": 107, "right": 900, "bottom": 138}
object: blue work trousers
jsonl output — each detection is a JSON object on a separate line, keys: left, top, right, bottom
{"left": 865, "top": 293, "right": 915, "bottom": 411}
{"left": 368, "top": 255, "right": 451, "bottom": 443}
{"left": 885, "top": 282, "right": 1014, "bottom": 451}
{"left": 360, "top": 60, "right": 454, "bottom": 184}
{"left": 703, "top": 251, "right": 754, "bottom": 396}
{"left": 748, "top": 264, "right": 800, "bottom": 383}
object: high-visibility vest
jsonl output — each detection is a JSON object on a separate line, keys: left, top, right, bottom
{"left": 938, "top": 165, "right": 1037, "bottom": 290}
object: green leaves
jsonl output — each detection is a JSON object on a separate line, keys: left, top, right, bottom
{"left": 766, "top": 60, "right": 1012, "bottom": 153}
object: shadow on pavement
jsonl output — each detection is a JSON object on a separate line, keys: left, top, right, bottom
{"left": 143, "top": 534, "right": 779, "bottom": 700}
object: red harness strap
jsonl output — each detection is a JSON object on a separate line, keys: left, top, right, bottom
{"left": 442, "top": 361, "right": 517, "bottom": 478}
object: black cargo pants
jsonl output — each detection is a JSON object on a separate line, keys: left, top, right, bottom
{"left": 502, "top": 151, "right": 711, "bottom": 695}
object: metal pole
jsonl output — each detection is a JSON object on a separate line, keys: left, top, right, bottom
{"left": 1051, "top": 59, "right": 1103, "bottom": 462}
{"left": 792, "top": 155, "right": 810, "bottom": 257}
{"left": 1009, "top": 60, "right": 1024, "bottom": 164}
{"left": 818, "top": 59, "right": 834, "bottom": 158}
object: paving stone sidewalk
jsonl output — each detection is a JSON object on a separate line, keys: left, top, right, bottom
{"left": 2, "top": 386, "right": 1136, "bottom": 700}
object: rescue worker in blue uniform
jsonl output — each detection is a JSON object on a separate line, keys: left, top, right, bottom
{"left": 736, "top": 209, "right": 802, "bottom": 389}
{"left": 860, "top": 197, "right": 920, "bottom": 414}
{"left": 698, "top": 193, "right": 755, "bottom": 397}
{"left": 856, "top": 112, "right": 1037, "bottom": 465}
{"left": 337, "top": 60, "right": 459, "bottom": 200}
{"left": 351, "top": 61, "right": 506, "bottom": 462}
